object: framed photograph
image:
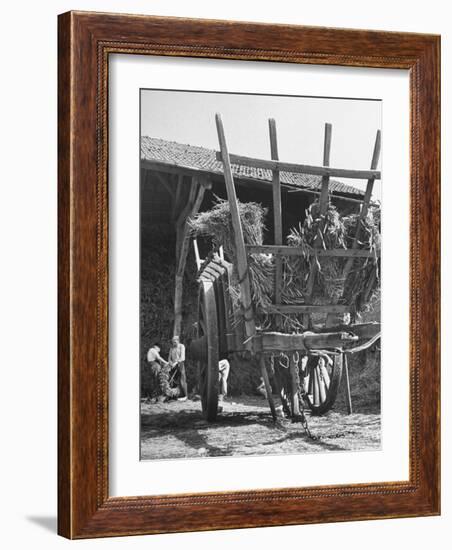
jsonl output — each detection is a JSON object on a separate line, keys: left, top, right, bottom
{"left": 58, "top": 11, "right": 440, "bottom": 539}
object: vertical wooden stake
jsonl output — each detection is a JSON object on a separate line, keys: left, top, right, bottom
{"left": 216, "top": 113, "right": 256, "bottom": 342}
{"left": 340, "top": 130, "right": 381, "bottom": 285}
{"left": 269, "top": 118, "right": 283, "bottom": 328}
{"left": 319, "top": 122, "right": 332, "bottom": 215}
{"left": 173, "top": 178, "right": 208, "bottom": 337}
{"left": 259, "top": 355, "right": 277, "bottom": 421}
{"left": 305, "top": 123, "right": 333, "bottom": 320}
{"left": 343, "top": 353, "right": 353, "bottom": 415}
{"left": 173, "top": 275, "right": 184, "bottom": 337}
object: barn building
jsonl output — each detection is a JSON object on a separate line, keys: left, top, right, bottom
{"left": 141, "top": 136, "right": 365, "bottom": 237}
{"left": 140, "top": 136, "right": 367, "bottom": 338}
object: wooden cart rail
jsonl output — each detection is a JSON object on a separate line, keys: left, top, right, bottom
{"left": 266, "top": 304, "right": 351, "bottom": 314}
{"left": 214, "top": 151, "right": 381, "bottom": 181}
{"left": 253, "top": 331, "right": 359, "bottom": 353}
{"left": 246, "top": 244, "right": 380, "bottom": 258}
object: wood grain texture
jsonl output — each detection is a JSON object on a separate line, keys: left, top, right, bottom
{"left": 57, "top": 11, "right": 72, "bottom": 538}
{"left": 58, "top": 10, "right": 440, "bottom": 539}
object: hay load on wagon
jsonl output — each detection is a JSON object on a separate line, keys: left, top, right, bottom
{"left": 140, "top": 110, "right": 382, "bottom": 425}
{"left": 187, "top": 113, "right": 382, "bottom": 424}
{"left": 189, "top": 196, "right": 381, "bottom": 332}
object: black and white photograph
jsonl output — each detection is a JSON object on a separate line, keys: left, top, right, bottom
{"left": 139, "top": 89, "right": 382, "bottom": 461}
{"left": 0, "top": 0, "right": 445, "bottom": 545}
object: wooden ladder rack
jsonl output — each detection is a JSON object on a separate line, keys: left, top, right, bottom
{"left": 215, "top": 113, "right": 381, "bottom": 328}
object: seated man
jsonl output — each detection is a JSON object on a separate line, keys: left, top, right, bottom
{"left": 146, "top": 343, "right": 169, "bottom": 401}
{"left": 168, "top": 336, "right": 188, "bottom": 401}
{"left": 218, "top": 358, "right": 230, "bottom": 401}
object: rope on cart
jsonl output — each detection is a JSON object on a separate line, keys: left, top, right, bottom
{"left": 294, "top": 353, "right": 317, "bottom": 440}
{"left": 272, "top": 352, "right": 317, "bottom": 440}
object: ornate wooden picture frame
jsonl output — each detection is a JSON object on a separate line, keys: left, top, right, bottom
{"left": 58, "top": 11, "right": 440, "bottom": 539}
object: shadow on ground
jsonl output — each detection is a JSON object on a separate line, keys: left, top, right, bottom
{"left": 26, "top": 516, "right": 57, "bottom": 534}
{"left": 140, "top": 396, "right": 381, "bottom": 460}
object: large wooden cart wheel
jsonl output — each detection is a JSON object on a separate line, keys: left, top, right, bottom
{"left": 197, "top": 281, "right": 219, "bottom": 421}
{"left": 303, "top": 353, "right": 343, "bottom": 415}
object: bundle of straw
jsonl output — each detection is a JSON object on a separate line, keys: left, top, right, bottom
{"left": 341, "top": 206, "right": 381, "bottom": 311}
{"left": 189, "top": 197, "right": 274, "bottom": 313}
{"left": 284, "top": 201, "right": 380, "bottom": 315}
{"left": 284, "top": 202, "right": 347, "bottom": 304}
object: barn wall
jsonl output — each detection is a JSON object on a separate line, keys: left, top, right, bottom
{"left": 140, "top": 169, "right": 173, "bottom": 243}
{"left": 140, "top": 167, "right": 361, "bottom": 241}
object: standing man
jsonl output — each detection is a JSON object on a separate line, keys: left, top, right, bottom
{"left": 146, "top": 343, "right": 169, "bottom": 401}
{"left": 168, "top": 336, "right": 188, "bottom": 401}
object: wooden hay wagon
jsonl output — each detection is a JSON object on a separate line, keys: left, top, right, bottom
{"left": 190, "top": 113, "right": 381, "bottom": 425}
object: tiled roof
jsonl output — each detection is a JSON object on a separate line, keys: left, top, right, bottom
{"left": 141, "top": 137, "right": 364, "bottom": 197}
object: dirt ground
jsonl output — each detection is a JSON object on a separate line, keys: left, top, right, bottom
{"left": 140, "top": 395, "right": 381, "bottom": 460}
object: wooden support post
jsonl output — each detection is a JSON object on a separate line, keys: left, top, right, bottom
{"left": 216, "top": 113, "right": 256, "bottom": 342}
{"left": 176, "top": 178, "right": 198, "bottom": 227}
{"left": 259, "top": 355, "right": 277, "bottom": 421}
{"left": 304, "top": 123, "right": 333, "bottom": 326}
{"left": 343, "top": 353, "right": 353, "bottom": 415}
{"left": 269, "top": 119, "right": 283, "bottom": 328}
{"left": 319, "top": 122, "right": 333, "bottom": 215}
{"left": 176, "top": 181, "right": 197, "bottom": 259}
{"left": 173, "top": 275, "right": 184, "bottom": 338}
{"left": 289, "top": 354, "right": 301, "bottom": 417}
{"left": 173, "top": 177, "right": 209, "bottom": 337}
{"left": 175, "top": 179, "right": 198, "bottom": 257}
